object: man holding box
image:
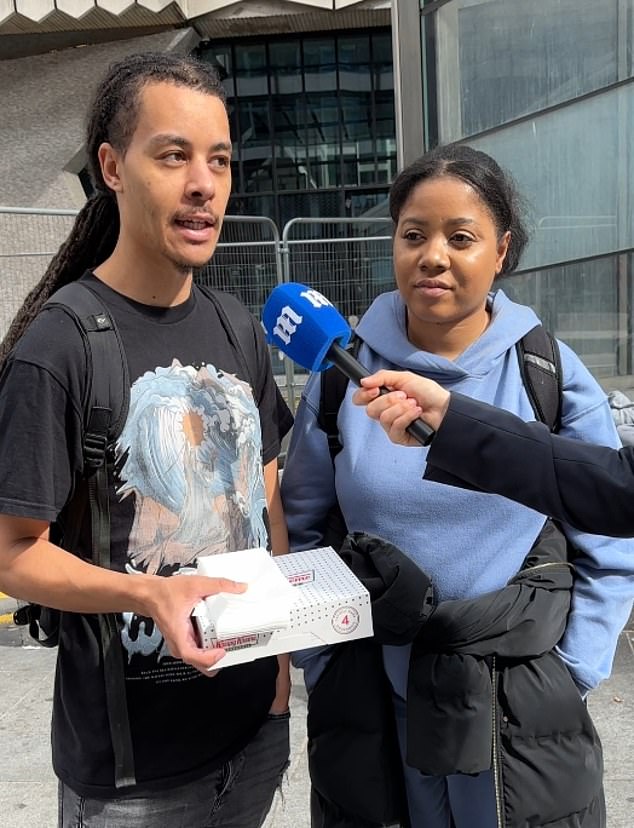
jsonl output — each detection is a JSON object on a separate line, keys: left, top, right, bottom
{"left": 0, "top": 53, "right": 292, "bottom": 827}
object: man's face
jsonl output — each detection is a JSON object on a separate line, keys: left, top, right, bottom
{"left": 101, "top": 81, "right": 232, "bottom": 275}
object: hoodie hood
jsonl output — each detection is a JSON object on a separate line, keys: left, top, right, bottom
{"left": 356, "top": 288, "right": 541, "bottom": 380}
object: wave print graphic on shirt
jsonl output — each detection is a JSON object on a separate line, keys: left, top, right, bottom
{"left": 116, "top": 359, "right": 268, "bottom": 574}
{"left": 114, "top": 359, "right": 268, "bottom": 664}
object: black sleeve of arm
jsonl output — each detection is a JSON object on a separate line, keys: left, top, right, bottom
{"left": 424, "top": 393, "right": 634, "bottom": 537}
{"left": 0, "top": 307, "right": 87, "bottom": 522}
{"left": 0, "top": 360, "right": 84, "bottom": 522}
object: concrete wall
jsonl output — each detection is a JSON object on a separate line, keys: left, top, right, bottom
{"left": 0, "top": 28, "right": 195, "bottom": 210}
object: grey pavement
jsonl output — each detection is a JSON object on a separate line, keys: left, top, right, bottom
{"left": 0, "top": 617, "right": 632, "bottom": 828}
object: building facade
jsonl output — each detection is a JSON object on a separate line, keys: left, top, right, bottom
{"left": 0, "top": 1, "right": 392, "bottom": 213}
{"left": 196, "top": 28, "right": 396, "bottom": 228}
{"left": 405, "top": 0, "right": 633, "bottom": 385}
{"left": 1, "top": 0, "right": 632, "bottom": 389}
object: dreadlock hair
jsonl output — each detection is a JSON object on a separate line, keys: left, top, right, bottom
{"left": 0, "top": 52, "right": 226, "bottom": 366}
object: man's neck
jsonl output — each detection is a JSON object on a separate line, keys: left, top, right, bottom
{"left": 93, "top": 252, "right": 193, "bottom": 308}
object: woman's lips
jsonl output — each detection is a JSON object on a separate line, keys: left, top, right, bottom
{"left": 414, "top": 281, "right": 452, "bottom": 297}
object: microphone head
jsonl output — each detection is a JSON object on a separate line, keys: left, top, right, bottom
{"left": 262, "top": 283, "right": 351, "bottom": 372}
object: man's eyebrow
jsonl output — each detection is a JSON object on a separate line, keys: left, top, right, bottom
{"left": 147, "top": 135, "right": 233, "bottom": 154}
{"left": 211, "top": 142, "right": 233, "bottom": 154}
{"left": 147, "top": 134, "right": 190, "bottom": 150}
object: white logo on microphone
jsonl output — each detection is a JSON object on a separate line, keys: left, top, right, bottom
{"left": 273, "top": 305, "right": 303, "bottom": 345}
{"left": 300, "top": 289, "right": 332, "bottom": 309}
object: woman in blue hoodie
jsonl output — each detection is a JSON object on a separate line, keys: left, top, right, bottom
{"left": 281, "top": 145, "right": 634, "bottom": 828}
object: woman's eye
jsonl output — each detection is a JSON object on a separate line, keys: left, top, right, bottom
{"left": 404, "top": 230, "right": 423, "bottom": 241}
{"left": 451, "top": 233, "right": 473, "bottom": 245}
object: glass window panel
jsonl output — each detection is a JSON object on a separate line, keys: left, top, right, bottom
{"left": 198, "top": 44, "right": 235, "bottom": 97}
{"left": 469, "top": 82, "right": 634, "bottom": 270}
{"left": 435, "top": 0, "right": 625, "bottom": 140}
{"left": 346, "top": 190, "right": 388, "bottom": 217}
{"left": 305, "top": 148, "right": 340, "bottom": 190}
{"left": 339, "top": 34, "right": 370, "bottom": 66}
{"left": 304, "top": 37, "right": 337, "bottom": 93}
{"left": 235, "top": 43, "right": 268, "bottom": 97}
{"left": 269, "top": 41, "right": 302, "bottom": 95}
{"left": 306, "top": 143, "right": 338, "bottom": 162}
{"left": 274, "top": 148, "right": 312, "bottom": 191}
{"left": 308, "top": 160, "right": 341, "bottom": 189}
{"left": 243, "top": 157, "right": 274, "bottom": 193}
{"left": 228, "top": 193, "right": 276, "bottom": 220}
{"left": 374, "top": 145, "right": 397, "bottom": 184}
{"left": 236, "top": 100, "right": 272, "bottom": 193}
{"left": 372, "top": 32, "right": 394, "bottom": 91}
{"left": 342, "top": 138, "right": 375, "bottom": 186}
{"left": 305, "top": 94, "right": 340, "bottom": 146}
{"left": 375, "top": 91, "right": 396, "bottom": 138}
{"left": 225, "top": 100, "right": 239, "bottom": 151}
{"left": 279, "top": 190, "right": 343, "bottom": 226}
{"left": 339, "top": 35, "right": 371, "bottom": 93}
{"left": 272, "top": 96, "right": 307, "bottom": 160}
{"left": 340, "top": 93, "right": 372, "bottom": 141}
{"left": 342, "top": 158, "right": 358, "bottom": 187}
{"left": 230, "top": 158, "right": 240, "bottom": 192}
{"left": 503, "top": 253, "right": 633, "bottom": 381}
{"left": 237, "top": 100, "right": 271, "bottom": 148}
{"left": 372, "top": 32, "right": 392, "bottom": 65}
{"left": 272, "top": 95, "right": 308, "bottom": 191}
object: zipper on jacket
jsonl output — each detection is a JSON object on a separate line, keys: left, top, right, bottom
{"left": 491, "top": 656, "right": 504, "bottom": 828}
{"left": 510, "top": 561, "right": 574, "bottom": 583}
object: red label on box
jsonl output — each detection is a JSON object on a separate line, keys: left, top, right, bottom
{"left": 287, "top": 570, "right": 315, "bottom": 586}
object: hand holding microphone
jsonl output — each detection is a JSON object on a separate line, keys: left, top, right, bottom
{"left": 262, "top": 283, "right": 435, "bottom": 447}
{"left": 353, "top": 371, "right": 449, "bottom": 448}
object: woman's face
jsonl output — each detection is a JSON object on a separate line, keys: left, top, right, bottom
{"left": 393, "top": 175, "right": 510, "bottom": 347}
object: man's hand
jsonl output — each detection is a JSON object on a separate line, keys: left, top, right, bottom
{"left": 353, "top": 370, "right": 450, "bottom": 446}
{"left": 145, "top": 575, "right": 247, "bottom": 676}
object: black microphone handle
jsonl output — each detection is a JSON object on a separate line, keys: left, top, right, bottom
{"left": 327, "top": 342, "right": 435, "bottom": 447}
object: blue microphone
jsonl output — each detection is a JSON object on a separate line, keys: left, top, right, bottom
{"left": 262, "top": 283, "right": 434, "bottom": 446}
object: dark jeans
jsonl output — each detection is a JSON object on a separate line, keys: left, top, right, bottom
{"left": 58, "top": 711, "right": 290, "bottom": 828}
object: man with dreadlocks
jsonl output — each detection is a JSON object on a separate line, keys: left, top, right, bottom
{"left": 0, "top": 53, "right": 293, "bottom": 826}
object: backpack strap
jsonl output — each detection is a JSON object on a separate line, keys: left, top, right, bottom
{"left": 198, "top": 285, "right": 260, "bottom": 393}
{"left": 47, "top": 282, "right": 130, "bottom": 470}
{"left": 516, "top": 325, "right": 563, "bottom": 433}
{"left": 317, "top": 334, "right": 362, "bottom": 463}
{"left": 44, "top": 282, "right": 136, "bottom": 789}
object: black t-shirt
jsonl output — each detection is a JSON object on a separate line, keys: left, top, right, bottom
{"left": 0, "top": 273, "right": 293, "bottom": 797}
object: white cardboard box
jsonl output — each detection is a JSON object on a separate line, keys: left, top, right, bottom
{"left": 193, "top": 546, "right": 373, "bottom": 668}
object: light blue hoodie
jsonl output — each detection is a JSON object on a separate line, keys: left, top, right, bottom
{"left": 281, "top": 289, "right": 634, "bottom": 698}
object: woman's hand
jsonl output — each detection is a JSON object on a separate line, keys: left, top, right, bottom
{"left": 352, "top": 370, "right": 450, "bottom": 447}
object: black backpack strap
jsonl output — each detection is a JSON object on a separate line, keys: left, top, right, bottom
{"left": 47, "top": 283, "right": 129, "bottom": 567}
{"left": 45, "top": 282, "right": 136, "bottom": 789}
{"left": 516, "top": 325, "right": 563, "bottom": 433}
{"left": 317, "top": 334, "right": 362, "bottom": 464}
{"left": 197, "top": 285, "right": 259, "bottom": 392}
{"left": 47, "top": 282, "right": 130, "bottom": 470}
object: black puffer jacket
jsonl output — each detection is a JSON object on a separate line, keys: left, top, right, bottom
{"left": 308, "top": 525, "right": 604, "bottom": 828}
{"left": 407, "top": 519, "right": 604, "bottom": 826}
